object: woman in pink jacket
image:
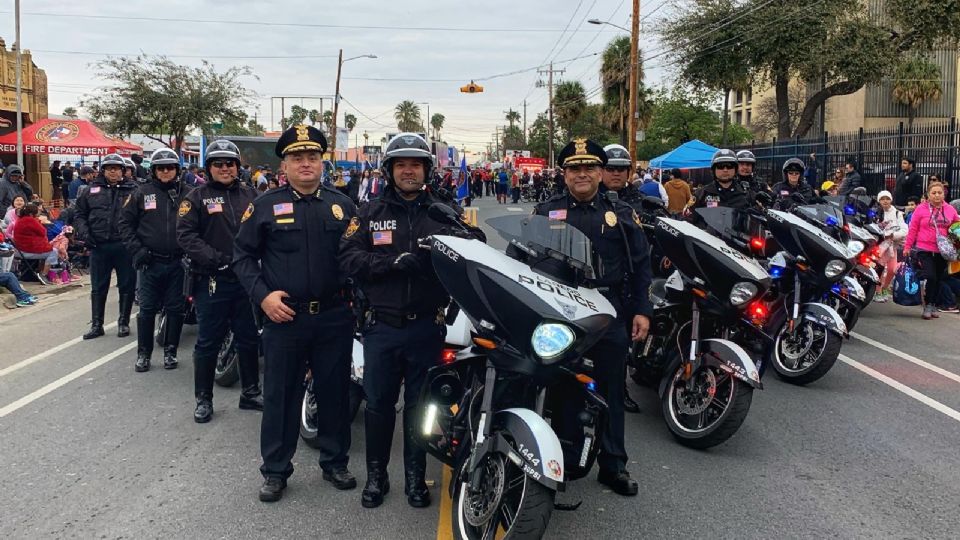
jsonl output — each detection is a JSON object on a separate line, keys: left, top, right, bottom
{"left": 903, "top": 181, "right": 959, "bottom": 319}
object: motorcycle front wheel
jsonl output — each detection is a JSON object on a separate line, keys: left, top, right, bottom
{"left": 771, "top": 319, "right": 842, "bottom": 385}
{"left": 213, "top": 331, "right": 239, "bottom": 387}
{"left": 662, "top": 359, "right": 754, "bottom": 450}
{"left": 452, "top": 446, "right": 554, "bottom": 540}
{"left": 154, "top": 310, "right": 167, "bottom": 346}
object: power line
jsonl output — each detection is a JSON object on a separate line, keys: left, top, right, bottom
{"left": 550, "top": 0, "right": 599, "bottom": 64}
{"left": 29, "top": 49, "right": 339, "bottom": 60}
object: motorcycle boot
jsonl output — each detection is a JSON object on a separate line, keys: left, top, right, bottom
{"left": 361, "top": 408, "right": 395, "bottom": 508}
{"left": 624, "top": 386, "right": 641, "bottom": 414}
{"left": 83, "top": 294, "right": 107, "bottom": 340}
{"left": 135, "top": 313, "right": 155, "bottom": 372}
{"left": 117, "top": 293, "right": 134, "bottom": 337}
{"left": 597, "top": 468, "right": 639, "bottom": 496}
{"left": 162, "top": 312, "right": 184, "bottom": 370}
{"left": 403, "top": 407, "right": 430, "bottom": 508}
{"left": 237, "top": 347, "right": 263, "bottom": 411}
{"left": 194, "top": 353, "right": 217, "bottom": 423}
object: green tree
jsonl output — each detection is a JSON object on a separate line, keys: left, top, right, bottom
{"left": 394, "top": 100, "right": 422, "bottom": 133}
{"left": 600, "top": 36, "right": 645, "bottom": 146}
{"left": 308, "top": 109, "right": 321, "bottom": 126}
{"left": 553, "top": 81, "right": 587, "bottom": 140}
{"left": 286, "top": 105, "right": 308, "bottom": 128}
{"left": 62, "top": 106, "right": 78, "bottom": 118}
{"left": 322, "top": 110, "right": 334, "bottom": 134}
{"left": 247, "top": 118, "right": 265, "bottom": 136}
{"left": 505, "top": 109, "right": 521, "bottom": 129}
{"left": 635, "top": 88, "right": 746, "bottom": 160}
{"left": 527, "top": 113, "right": 563, "bottom": 160}
{"left": 82, "top": 55, "right": 255, "bottom": 154}
{"left": 430, "top": 113, "right": 445, "bottom": 140}
{"left": 502, "top": 125, "right": 526, "bottom": 151}
{"left": 670, "top": 0, "right": 960, "bottom": 139}
{"left": 892, "top": 57, "right": 943, "bottom": 131}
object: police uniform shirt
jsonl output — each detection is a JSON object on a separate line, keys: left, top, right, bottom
{"left": 233, "top": 185, "right": 357, "bottom": 307}
{"left": 177, "top": 180, "right": 257, "bottom": 274}
{"left": 75, "top": 177, "right": 139, "bottom": 246}
{"left": 119, "top": 177, "right": 185, "bottom": 259}
{"left": 533, "top": 193, "right": 653, "bottom": 318}
{"left": 693, "top": 181, "right": 752, "bottom": 211}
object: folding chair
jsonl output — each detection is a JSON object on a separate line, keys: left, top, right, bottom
{"left": 11, "top": 245, "right": 49, "bottom": 285}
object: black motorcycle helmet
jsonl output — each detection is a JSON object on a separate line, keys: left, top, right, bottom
{"left": 381, "top": 132, "right": 434, "bottom": 185}
{"left": 204, "top": 139, "right": 242, "bottom": 175}
{"left": 781, "top": 157, "right": 805, "bottom": 182}
{"left": 149, "top": 147, "right": 181, "bottom": 176}
{"left": 736, "top": 150, "right": 756, "bottom": 164}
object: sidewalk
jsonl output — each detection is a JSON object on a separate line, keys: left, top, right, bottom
{"left": 0, "top": 273, "right": 87, "bottom": 311}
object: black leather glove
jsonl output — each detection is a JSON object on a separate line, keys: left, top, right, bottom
{"left": 133, "top": 250, "right": 153, "bottom": 269}
{"left": 392, "top": 252, "right": 422, "bottom": 274}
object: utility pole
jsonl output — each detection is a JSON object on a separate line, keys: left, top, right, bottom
{"left": 628, "top": 0, "right": 640, "bottom": 173}
{"left": 15, "top": 0, "right": 23, "bottom": 167}
{"left": 523, "top": 99, "right": 527, "bottom": 144}
{"left": 330, "top": 48, "right": 344, "bottom": 161}
{"left": 538, "top": 62, "right": 564, "bottom": 167}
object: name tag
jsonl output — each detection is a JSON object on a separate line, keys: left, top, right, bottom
{"left": 273, "top": 202, "right": 294, "bottom": 216}
{"left": 90, "top": 187, "right": 101, "bottom": 194}
{"left": 206, "top": 202, "right": 223, "bottom": 214}
{"left": 372, "top": 231, "right": 393, "bottom": 245}
{"left": 276, "top": 218, "right": 295, "bottom": 224}
{"left": 548, "top": 209, "right": 567, "bottom": 220}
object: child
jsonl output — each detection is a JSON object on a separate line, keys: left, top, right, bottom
{"left": 904, "top": 196, "right": 919, "bottom": 224}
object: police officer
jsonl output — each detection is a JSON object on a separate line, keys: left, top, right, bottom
{"left": 771, "top": 157, "right": 814, "bottom": 206}
{"left": 123, "top": 158, "right": 141, "bottom": 183}
{"left": 534, "top": 137, "right": 652, "bottom": 496}
{"left": 340, "top": 133, "right": 485, "bottom": 509}
{"left": 119, "top": 148, "right": 188, "bottom": 372}
{"left": 234, "top": 125, "right": 359, "bottom": 502}
{"left": 177, "top": 140, "right": 262, "bottom": 423}
{"left": 736, "top": 150, "right": 767, "bottom": 194}
{"left": 75, "top": 153, "right": 138, "bottom": 340}
{"left": 600, "top": 144, "right": 641, "bottom": 208}
{"left": 692, "top": 149, "right": 754, "bottom": 211}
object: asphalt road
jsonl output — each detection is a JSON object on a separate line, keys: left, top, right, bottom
{"left": 3, "top": 193, "right": 960, "bottom": 539}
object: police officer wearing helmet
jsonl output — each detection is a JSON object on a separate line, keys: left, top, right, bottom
{"left": 122, "top": 157, "right": 140, "bottom": 183}
{"left": 339, "top": 132, "right": 486, "bottom": 509}
{"left": 75, "top": 153, "right": 139, "bottom": 340}
{"left": 177, "top": 139, "right": 262, "bottom": 423}
{"left": 692, "top": 149, "right": 753, "bottom": 211}
{"left": 119, "top": 148, "right": 189, "bottom": 372}
{"left": 234, "top": 125, "right": 360, "bottom": 502}
{"left": 736, "top": 150, "right": 767, "bottom": 193}
{"left": 600, "top": 144, "right": 641, "bottom": 207}
{"left": 771, "top": 157, "right": 814, "bottom": 206}
{"left": 533, "top": 138, "right": 653, "bottom": 496}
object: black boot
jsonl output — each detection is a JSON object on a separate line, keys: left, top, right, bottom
{"left": 624, "top": 386, "right": 640, "bottom": 414}
{"left": 117, "top": 293, "right": 134, "bottom": 337}
{"left": 237, "top": 347, "right": 263, "bottom": 410}
{"left": 194, "top": 392, "right": 213, "bottom": 423}
{"left": 135, "top": 313, "right": 155, "bottom": 372}
{"left": 403, "top": 407, "right": 430, "bottom": 508}
{"left": 362, "top": 409, "right": 395, "bottom": 508}
{"left": 83, "top": 294, "right": 107, "bottom": 340}
{"left": 162, "top": 312, "right": 184, "bottom": 370}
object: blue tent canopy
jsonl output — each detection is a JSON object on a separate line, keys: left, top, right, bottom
{"left": 649, "top": 139, "right": 718, "bottom": 169}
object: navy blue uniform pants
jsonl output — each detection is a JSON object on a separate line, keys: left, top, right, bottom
{"left": 192, "top": 278, "right": 259, "bottom": 397}
{"left": 584, "top": 323, "right": 630, "bottom": 474}
{"left": 89, "top": 241, "right": 135, "bottom": 297}
{"left": 260, "top": 305, "right": 354, "bottom": 480}
{"left": 138, "top": 259, "right": 185, "bottom": 318}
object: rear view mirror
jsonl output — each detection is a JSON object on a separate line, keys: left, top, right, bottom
{"left": 428, "top": 202, "right": 460, "bottom": 225}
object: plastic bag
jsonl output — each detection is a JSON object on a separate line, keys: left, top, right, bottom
{"left": 892, "top": 259, "right": 922, "bottom": 306}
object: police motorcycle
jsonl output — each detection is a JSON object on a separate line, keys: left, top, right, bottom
{"left": 825, "top": 193, "right": 885, "bottom": 305}
{"left": 630, "top": 212, "right": 768, "bottom": 449}
{"left": 418, "top": 204, "right": 619, "bottom": 539}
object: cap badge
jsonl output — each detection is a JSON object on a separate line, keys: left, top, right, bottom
{"left": 296, "top": 124, "right": 309, "bottom": 141}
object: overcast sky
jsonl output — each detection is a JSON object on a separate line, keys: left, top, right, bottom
{"left": 3, "top": 0, "right": 674, "bottom": 154}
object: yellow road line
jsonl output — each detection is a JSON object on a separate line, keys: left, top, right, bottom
{"left": 436, "top": 465, "right": 453, "bottom": 540}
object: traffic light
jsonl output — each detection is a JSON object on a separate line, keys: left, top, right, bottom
{"left": 460, "top": 80, "right": 484, "bottom": 93}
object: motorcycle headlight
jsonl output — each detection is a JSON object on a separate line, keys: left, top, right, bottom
{"left": 846, "top": 240, "right": 864, "bottom": 258}
{"left": 824, "top": 259, "right": 847, "bottom": 278}
{"left": 729, "top": 281, "right": 758, "bottom": 307}
{"left": 531, "top": 323, "right": 576, "bottom": 361}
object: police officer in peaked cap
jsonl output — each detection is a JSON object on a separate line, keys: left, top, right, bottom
{"left": 533, "top": 137, "right": 653, "bottom": 496}
{"left": 177, "top": 139, "right": 262, "bottom": 423}
{"left": 234, "top": 124, "right": 360, "bottom": 502}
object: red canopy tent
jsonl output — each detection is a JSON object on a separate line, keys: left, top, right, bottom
{"left": 0, "top": 118, "right": 142, "bottom": 157}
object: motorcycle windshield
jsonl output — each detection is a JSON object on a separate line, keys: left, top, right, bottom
{"left": 488, "top": 214, "right": 595, "bottom": 283}
{"left": 795, "top": 204, "right": 844, "bottom": 228}
{"left": 696, "top": 207, "right": 747, "bottom": 237}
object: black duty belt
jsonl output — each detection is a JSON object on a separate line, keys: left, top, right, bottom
{"left": 373, "top": 309, "right": 436, "bottom": 329}
{"left": 149, "top": 251, "right": 180, "bottom": 261}
{"left": 282, "top": 296, "right": 345, "bottom": 315}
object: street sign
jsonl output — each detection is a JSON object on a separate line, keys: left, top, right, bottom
{"left": 635, "top": 130, "right": 645, "bottom": 142}
{"left": 363, "top": 145, "right": 381, "bottom": 154}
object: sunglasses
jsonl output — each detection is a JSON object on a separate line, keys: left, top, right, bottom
{"left": 155, "top": 164, "right": 178, "bottom": 172}
{"left": 210, "top": 160, "right": 236, "bottom": 169}
{"left": 715, "top": 164, "right": 736, "bottom": 170}
{"left": 604, "top": 166, "right": 630, "bottom": 172}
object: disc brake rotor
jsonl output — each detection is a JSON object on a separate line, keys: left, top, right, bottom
{"left": 675, "top": 368, "right": 717, "bottom": 415}
{"left": 464, "top": 453, "right": 506, "bottom": 527}
{"left": 781, "top": 322, "right": 815, "bottom": 361}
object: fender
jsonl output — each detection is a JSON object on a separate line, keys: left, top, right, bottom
{"left": 842, "top": 275, "right": 866, "bottom": 302}
{"left": 658, "top": 338, "right": 763, "bottom": 396}
{"left": 854, "top": 265, "right": 879, "bottom": 284}
{"left": 800, "top": 302, "right": 847, "bottom": 337}
{"left": 491, "top": 408, "right": 565, "bottom": 491}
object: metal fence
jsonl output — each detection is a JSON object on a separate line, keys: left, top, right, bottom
{"left": 730, "top": 118, "right": 960, "bottom": 201}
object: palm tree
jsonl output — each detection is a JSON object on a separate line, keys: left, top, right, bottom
{"left": 394, "top": 100, "right": 422, "bottom": 132}
{"left": 430, "top": 113, "right": 445, "bottom": 140}
{"left": 62, "top": 106, "right": 78, "bottom": 118}
{"left": 892, "top": 57, "right": 943, "bottom": 132}
{"left": 600, "top": 36, "right": 644, "bottom": 146}
{"left": 505, "top": 109, "right": 521, "bottom": 129}
{"left": 308, "top": 109, "right": 320, "bottom": 126}
{"left": 553, "top": 81, "right": 587, "bottom": 139}
{"left": 344, "top": 113, "right": 357, "bottom": 132}
{"left": 322, "top": 110, "right": 334, "bottom": 134}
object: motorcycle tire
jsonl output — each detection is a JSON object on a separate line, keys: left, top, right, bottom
{"left": 662, "top": 361, "right": 754, "bottom": 450}
{"left": 770, "top": 321, "right": 842, "bottom": 385}
{"left": 300, "top": 380, "right": 324, "bottom": 449}
{"left": 155, "top": 311, "right": 167, "bottom": 347}
{"left": 451, "top": 447, "right": 554, "bottom": 539}
{"left": 213, "top": 331, "right": 240, "bottom": 388}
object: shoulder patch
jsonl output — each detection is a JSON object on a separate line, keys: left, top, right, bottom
{"left": 344, "top": 216, "right": 360, "bottom": 238}
{"left": 178, "top": 200, "right": 191, "bottom": 217}
{"left": 633, "top": 210, "right": 641, "bottom": 226}
{"left": 241, "top": 202, "right": 255, "bottom": 223}
{"left": 123, "top": 194, "right": 132, "bottom": 208}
